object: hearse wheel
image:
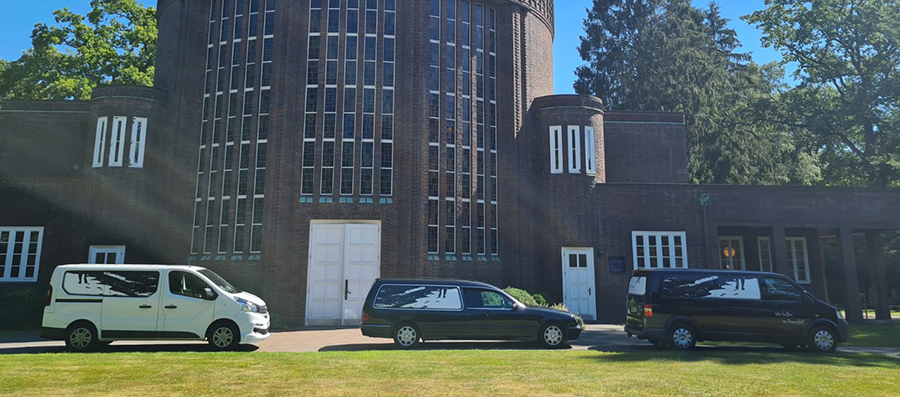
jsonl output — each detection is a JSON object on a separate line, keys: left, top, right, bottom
{"left": 65, "top": 321, "right": 99, "bottom": 352}
{"left": 208, "top": 321, "right": 241, "bottom": 351}
{"left": 393, "top": 323, "right": 421, "bottom": 349}
{"left": 667, "top": 323, "right": 697, "bottom": 351}
{"left": 807, "top": 325, "right": 837, "bottom": 353}
{"left": 539, "top": 322, "right": 566, "bottom": 349}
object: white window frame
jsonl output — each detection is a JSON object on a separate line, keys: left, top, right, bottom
{"left": 549, "top": 126, "right": 563, "bottom": 174}
{"left": 718, "top": 236, "right": 746, "bottom": 270}
{"left": 109, "top": 116, "right": 128, "bottom": 167}
{"left": 758, "top": 237, "right": 773, "bottom": 272}
{"left": 0, "top": 227, "right": 44, "bottom": 282}
{"left": 93, "top": 117, "right": 108, "bottom": 168}
{"left": 567, "top": 125, "right": 581, "bottom": 173}
{"left": 786, "top": 237, "right": 811, "bottom": 284}
{"left": 632, "top": 231, "right": 688, "bottom": 269}
{"left": 584, "top": 126, "right": 596, "bottom": 175}
{"left": 88, "top": 245, "right": 126, "bottom": 264}
{"left": 129, "top": 117, "right": 148, "bottom": 168}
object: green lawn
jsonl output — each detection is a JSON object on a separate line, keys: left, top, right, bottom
{"left": 850, "top": 322, "right": 900, "bottom": 347}
{"left": 0, "top": 351, "right": 897, "bottom": 396}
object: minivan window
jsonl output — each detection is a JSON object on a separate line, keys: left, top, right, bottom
{"left": 628, "top": 276, "right": 647, "bottom": 296}
{"left": 62, "top": 271, "right": 159, "bottom": 297}
{"left": 464, "top": 289, "right": 514, "bottom": 309}
{"left": 374, "top": 285, "right": 463, "bottom": 310}
{"left": 658, "top": 274, "right": 761, "bottom": 300}
{"left": 762, "top": 277, "right": 803, "bottom": 301}
{"left": 169, "top": 271, "right": 213, "bottom": 299}
{"left": 198, "top": 269, "right": 240, "bottom": 293}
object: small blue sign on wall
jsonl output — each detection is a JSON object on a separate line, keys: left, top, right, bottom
{"left": 609, "top": 256, "right": 626, "bottom": 274}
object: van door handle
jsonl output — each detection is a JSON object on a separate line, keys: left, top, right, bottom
{"left": 139, "top": 305, "right": 152, "bottom": 309}
{"left": 165, "top": 305, "right": 178, "bottom": 309}
{"left": 345, "top": 280, "right": 351, "bottom": 300}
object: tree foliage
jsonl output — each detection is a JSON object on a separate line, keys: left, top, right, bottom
{"left": 746, "top": 0, "right": 900, "bottom": 187}
{"left": 0, "top": 0, "right": 156, "bottom": 102}
{"left": 575, "top": 0, "right": 820, "bottom": 185}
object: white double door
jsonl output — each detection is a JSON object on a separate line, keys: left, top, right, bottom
{"left": 562, "top": 248, "right": 597, "bottom": 321}
{"left": 306, "top": 223, "right": 381, "bottom": 326}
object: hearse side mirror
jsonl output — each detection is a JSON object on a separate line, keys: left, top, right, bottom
{"left": 204, "top": 288, "right": 216, "bottom": 300}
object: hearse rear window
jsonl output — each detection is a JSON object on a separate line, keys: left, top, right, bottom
{"left": 658, "top": 274, "right": 760, "bottom": 300}
{"left": 374, "top": 285, "right": 463, "bottom": 310}
{"left": 63, "top": 271, "right": 160, "bottom": 297}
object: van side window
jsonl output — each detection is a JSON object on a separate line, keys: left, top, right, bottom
{"left": 658, "top": 274, "right": 761, "bottom": 300}
{"left": 62, "top": 271, "right": 159, "bottom": 297}
{"left": 374, "top": 285, "right": 462, "bottom": 310}
{"left": 169, "top": 271, "right": 212, "bottom": 299}
{"left": 762, "top": 277, "right": 802, "bottom": 301}
{"left": 464, "top": 289, "right": 514, "bottom": 309}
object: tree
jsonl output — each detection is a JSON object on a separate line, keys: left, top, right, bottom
{"left": 575, "top": 0, "right": 820, "bottom": 185}
{"left": 0, "top": 0, "right": 156, "bottom": 102}
{"left": 746, "top": 0, "right": 900, "bottom": 187}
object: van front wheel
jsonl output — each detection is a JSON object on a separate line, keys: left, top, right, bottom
{"left": 208, "top": 322, "right": 241, "bottom": 351}
{"left": 807, "top": 326, "right": 837, "bottom": 353}
{"left": 65, "top": 321, "right": 98, "bottom": 352}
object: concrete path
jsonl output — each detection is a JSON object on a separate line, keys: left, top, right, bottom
{"left": 1, "top": 324, "right": 898, "bottom": 356}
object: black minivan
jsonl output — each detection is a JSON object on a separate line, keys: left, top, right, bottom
{"left": 624, "top": 269, "right": 850, "bottom": 353}
{"left": 361, "top": 279, "right": 582, "bottom": 349}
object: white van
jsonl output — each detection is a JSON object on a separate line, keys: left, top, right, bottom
{"left": 41, "top": 264, "right": 270, "bottom": 351}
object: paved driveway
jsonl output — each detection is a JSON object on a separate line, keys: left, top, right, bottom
{"left": 1, "top": 325, "right": 898, "bottom": 355}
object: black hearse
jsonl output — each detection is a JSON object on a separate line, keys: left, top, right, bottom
{"left": 624, "top": 269, "right": 850, "bottom": 353}
{"left": 361, "top": 279, "right": 582, "bottom": 349}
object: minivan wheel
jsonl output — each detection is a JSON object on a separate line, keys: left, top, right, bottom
{"left": 393, "top": 323, "right": 420, "bottom": 349}
{"left": 64, "top": 321, "right": 98, "bottom": 352}
{"left": 539, "top": 323, "right": 566, "bottom": 348}
{"left": 667, "top": 324, "right": 697, "bottom": 351}
{"left": 807, "top": 326, "right": 837, "bottom": 353}
{"left": 208, "top": 322, "right": 241, "bottom": 351}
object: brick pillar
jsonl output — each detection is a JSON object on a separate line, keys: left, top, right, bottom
{"left": 866, "top": 231, "right": 891, "bottom": 320}
{"left": 705, "top": 220, "right": 718, "bottom": 269}
{"left": 771, "top": 224, "right": 788, "bottom": 276}
{"left": 839, "top": 227, "right": 863, "bottom": 322}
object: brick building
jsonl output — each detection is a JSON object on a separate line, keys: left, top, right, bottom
{"left": 1, "top": 0, "right": 897, "bottom": 326}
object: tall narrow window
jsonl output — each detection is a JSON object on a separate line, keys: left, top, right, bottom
{"left": 0, "top": 227, "right": 44, "bottom": 282}
{"left": 93, "top": 117, "right": 108, "bottom": 168}
{"left": 584, "top": 126, "right": 596, "bottom": 175}
{"left": 567, "top": 125, "right": 581, "bottom": 173}
{"left": 758, "top": 237, "right": 773, "bottom": 272}
{"left": 129, "top": 117, "right": 148, "bottom": 168}
{"left": 786, "top": 237, "right": 810, "bottom": 284}
{"left": 549, "top": 126, "right": 562, "bottom": 174}
{"left": 109, "top": 116, "right": 128, "bottom": 167}
{"left": 719, "top": 236, "right": 745, "bottom": 270}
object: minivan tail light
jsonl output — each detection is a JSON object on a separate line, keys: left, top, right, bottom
{"left": 644, "top": 304, "right": 653, "bottom": 317}
{"left": 46, "top": 286, "right": 53, "bottom": 307}
{"left": 362, "top": 311, "right": 371, "bottom": 322}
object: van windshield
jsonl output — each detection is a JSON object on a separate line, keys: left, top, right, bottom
{"left": 198, "top": 269, "right": 241, "bottom": 294}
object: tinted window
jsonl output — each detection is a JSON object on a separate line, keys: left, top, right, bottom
{"left": 374, "top": 285, "right": 462, "bottom": 310}
{"left": 628, "top": 276, "right": 647, "bottom": 296}
{"left": 464, "top": 289, "right": 514, "bottom": 309}
{"left": 63, "top": 271, "right": 159, "bottom": 297}
{"left": 658, "top": 274, "right": 760, "bottom": 300}
{"left": 762, "top": 277, "right": 803, "bottom": 301}
{"left": 169, "top": 271, "right": 213, "bottom": 299}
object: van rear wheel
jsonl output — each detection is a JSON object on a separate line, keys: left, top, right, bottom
{"left": 64, "top": 321, "right": 98, "bottom": 352}
{"left": 667, "top": 323, "right": 697, "bottom": 351}
{"left": 208, "top": 322, "right": 241, "bottom": 351}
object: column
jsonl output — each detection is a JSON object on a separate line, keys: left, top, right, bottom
{"left": 705, "top": 221, "right": 718, "bottom": 269}
{"left": 839, "top": 227, "right": 863, "bottom": 322}
{"left": 771, "top": 224, "right": 788, "bottom": 276}
{"left": 866, "top": 231, "right": 891, "bottom": 320}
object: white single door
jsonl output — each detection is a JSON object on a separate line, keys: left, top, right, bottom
{"left": 342, "top": 224, "right": 381, "bottom": 325}
{"left": 562, "top": 248, "right": 597, "bottom": 321}
{"left": 307, "top": 224, "right": 346, "bottom": 325}
{"left": 89, "top": 246, "right": 125, "bottom": 264}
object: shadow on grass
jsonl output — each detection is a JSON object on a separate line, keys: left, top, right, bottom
{"left": 580, "top": 346, "right": 900, "bottom": 367}
{"left": 0, "top": 343, "right": 259, "bottom": 355}
{"left": 319, "top": 341, "right": 568, "bottom": 352}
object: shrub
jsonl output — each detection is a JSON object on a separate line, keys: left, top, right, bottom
{"left": 0, "top": 288, "right": 44, "bottom": 330}
{"left": 503, "top": 287, "right": 538, "bottom": 306}
{"left": 532, "top": 293, "right": 548, "bottom": 306}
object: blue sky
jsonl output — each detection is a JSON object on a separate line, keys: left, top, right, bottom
{"left": 0, "top": 1, "right": 785, "bottom": 93}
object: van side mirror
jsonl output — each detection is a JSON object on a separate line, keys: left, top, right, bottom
{"left": 204, "top": 288, "right": 216, "bottom": 300}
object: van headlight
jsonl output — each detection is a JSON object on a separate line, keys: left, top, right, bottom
{"left": 836, "top": 310, "right": 844, "bottom": 320}
{"left": 236, "top": 297, "right": 260, "bottom": 313}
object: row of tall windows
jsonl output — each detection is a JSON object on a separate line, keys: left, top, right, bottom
{"left": 92, "top": 116, "right": 148, "bottom": 169}
{"left": 427, "top": 0, "right": 499, "bottom": 258}
{"left": 191, "top": 0, "right": 274, "bottom": 256}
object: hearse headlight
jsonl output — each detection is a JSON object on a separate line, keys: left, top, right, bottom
{"left": 236, "top": 297, "right": 259, "bottom": 313}
{"left": 836, "top": 310, "right": 844, "bottom": 320}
